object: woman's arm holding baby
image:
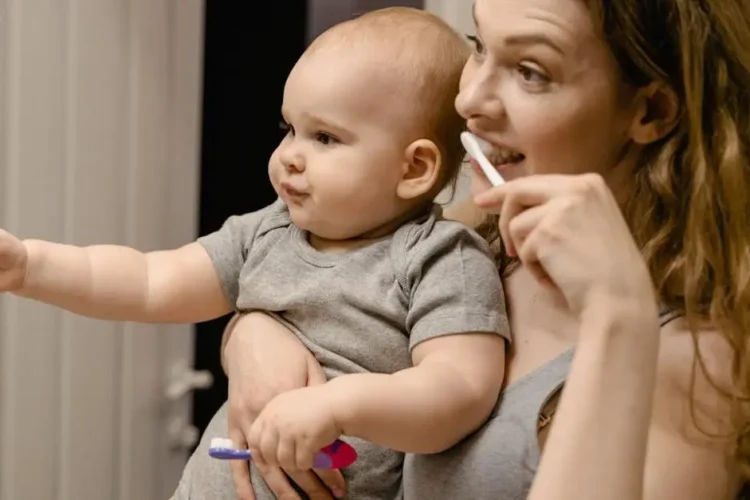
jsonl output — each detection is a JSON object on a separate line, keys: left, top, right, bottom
{"left": 223, "top": 313, "right": 347, "bottom": 500}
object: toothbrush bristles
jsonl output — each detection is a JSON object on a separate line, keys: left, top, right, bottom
{"left": 210, "top": 437, "right": 235, "bottom": 449}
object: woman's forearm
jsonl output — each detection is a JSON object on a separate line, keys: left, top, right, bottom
{"left": 221, "top": 313, "right": 304, "bottom": 374}
{"left": 528, "top": 297, "right": 661, "bottom": 500}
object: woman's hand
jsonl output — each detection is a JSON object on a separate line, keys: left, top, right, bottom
{"left": 223, "top": 312, "right": 346, "bottom": 499}
{"left": 473, "top": 173, "right": 656, "bottom": 316}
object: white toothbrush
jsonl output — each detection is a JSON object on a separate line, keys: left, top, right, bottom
{"left": 460, "top": 132, "right": 505, "bottom": 187}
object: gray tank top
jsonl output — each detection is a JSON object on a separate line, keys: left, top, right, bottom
{"left": 402, "top": 309, "right": 682, "bottom": 499}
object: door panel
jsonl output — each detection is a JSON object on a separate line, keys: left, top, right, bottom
{"left": 0, "top": 1, "right": 205, "bottom": 499}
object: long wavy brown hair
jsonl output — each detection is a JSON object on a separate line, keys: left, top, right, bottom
{"left": 479, "top": 0, "right": 750, "bottom": 480}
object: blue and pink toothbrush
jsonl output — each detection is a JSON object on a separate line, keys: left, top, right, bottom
{"left": 209, "top": 437, "right": 358, "bottom": 469}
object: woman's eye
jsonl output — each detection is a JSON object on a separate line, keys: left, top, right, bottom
{"left": 517, "top": 64, "right": 550, "bottom": 86}
{"left": 465, "top": 34, "right": 485, "bottom": 55}
{"left": 316, "top": 132, "right": 338, "bottom": 145}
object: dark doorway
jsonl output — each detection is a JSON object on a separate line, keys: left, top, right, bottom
{"left": 191, "top": 3, "right": 308, "bottom": 437}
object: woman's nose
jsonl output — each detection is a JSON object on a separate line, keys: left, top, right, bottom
{"left": 455, "top": 63, "right": 505, "bottom": 124}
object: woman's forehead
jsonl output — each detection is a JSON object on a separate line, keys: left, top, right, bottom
{"left": 473, "top": 0, "right": 598, "bottom": 48}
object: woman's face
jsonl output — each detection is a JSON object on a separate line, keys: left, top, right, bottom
{"left": 457, "top": 0, "right": 640, "bottom": 194}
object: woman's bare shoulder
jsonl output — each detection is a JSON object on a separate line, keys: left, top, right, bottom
{"left": 643, "top": 317, "right": 742, "bottom": 499}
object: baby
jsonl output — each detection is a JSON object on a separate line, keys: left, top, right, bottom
{"left": 0, "top": 7, "right": 509, "bottom": 500}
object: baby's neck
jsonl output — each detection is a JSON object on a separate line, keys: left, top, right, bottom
{"left": 308, "top": 202, "right": 433, "bottom": 253}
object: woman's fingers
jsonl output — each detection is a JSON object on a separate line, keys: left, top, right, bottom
{"left": 473, "top": 175, "right": 567, "bottom": 210}
{"left": 312, "top": 469, "right": 346, "bottom": 498}
{"left": 228, "top": 427, "right": 255, "bottom": 500}
{"left": 501, "top": 198, "right": 547, "bottom": 256}
{"left": 516, "top": 228, "right": 557, "bottom": 290}
{"left": 474, "top": 177, "right": 561, "bottom": 255}
{"left": 255, "top": 463, "right": 303, "bottom": 500}
{"left": 286, "top": 469, "right": 340, "bottom": 499}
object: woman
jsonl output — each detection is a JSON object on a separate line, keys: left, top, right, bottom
{"left": 188, "top": 0, "right": 750, "bottom": 498}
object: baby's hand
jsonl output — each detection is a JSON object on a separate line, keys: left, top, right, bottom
{"left": 0, "top": 229, "right": 28, "bottom": 292}
{"left": 247, "top": 385, "right": 343, "bottom": 471}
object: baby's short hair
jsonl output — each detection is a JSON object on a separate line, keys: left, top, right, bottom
{"left": 310, "top": 7, "right": 471, "bottom": 196}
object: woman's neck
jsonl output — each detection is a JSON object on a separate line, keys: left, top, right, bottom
{"left": 504, "top": 266, "right": 580, "bottom": 341}
{"left": 501, "top": 266, "right": 578, "bottom": 386}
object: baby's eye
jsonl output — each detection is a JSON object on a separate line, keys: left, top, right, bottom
{"left": 465, "top": 34, "right": 485, "bottom": 55}
{"left": 316, "top": 132, "right": 339, "bottom": 145}
{"left": 279, "top": 121, "right": 293, "bottom": 135}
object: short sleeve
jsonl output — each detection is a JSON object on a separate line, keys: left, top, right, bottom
{"left": 402, "top": 219, "right": 510, "bottom": 351}
{"left": 197, "top": 199, "right": 287, "bottom": 307}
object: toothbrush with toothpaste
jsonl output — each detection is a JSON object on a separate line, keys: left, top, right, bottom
{"left": 461, "top": 131, "right": 506, "bottom": 187}
{"left": 208, "top": 437, "right": 358, "bottom": 469}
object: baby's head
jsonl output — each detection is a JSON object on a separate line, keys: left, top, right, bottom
{"left": 269, "top": 7, "right": 469, "bottom": 241}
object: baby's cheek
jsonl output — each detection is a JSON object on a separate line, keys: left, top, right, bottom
{"left": 267, "top": 166, "right": 282, "bottom": 194}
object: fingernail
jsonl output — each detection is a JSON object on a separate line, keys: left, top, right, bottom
{"left": 333, "top": 487, "right": 345, "bottom": 498}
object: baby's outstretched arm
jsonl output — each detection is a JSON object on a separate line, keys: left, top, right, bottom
{"left": 1, "top": 229, "right": 231, "bottom": 323}
{"left": 329, "top": 332, "right": 505, "bottom": 453}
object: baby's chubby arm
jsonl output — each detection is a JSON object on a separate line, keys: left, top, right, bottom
{"left": 247, "top": 331, "right": 505, "bottom": 469}
{"left": 328, "top": 332, "right": 505, "bottom": 453}
{"left": 0, "top": 229, "right": 231, "bottom": 323}
{"left": 324, "top": 221, "right": 509, "bottom": 453}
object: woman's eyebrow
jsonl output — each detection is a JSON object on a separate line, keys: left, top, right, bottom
{"left": 504, "top": 34, "right": 564, "bottom": 55}
{"left": 472, "top": 4, "right": 564, "bottom": 55}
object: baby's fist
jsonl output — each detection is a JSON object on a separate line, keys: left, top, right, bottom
{"left": 0, "top": 229, "right": 28, "bottom": 292}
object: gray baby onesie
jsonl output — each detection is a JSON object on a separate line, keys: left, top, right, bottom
{"left": 173, "top": 199, "right": 509, "bottom": 500}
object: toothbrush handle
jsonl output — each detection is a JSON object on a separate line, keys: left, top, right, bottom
{"left": 208, "top": 438, "right": 358, "bottom": 469}
{"left": 208, "top": 447, "right": 252, "bottom": 460}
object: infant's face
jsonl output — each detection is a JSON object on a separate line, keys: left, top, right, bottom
{"left": 269, "top": 49, "right": 418, "bottom": 241}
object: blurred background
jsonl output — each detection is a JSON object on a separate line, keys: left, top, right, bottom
{"left": 0, "top": 1, "right": 472, "bottom": 499}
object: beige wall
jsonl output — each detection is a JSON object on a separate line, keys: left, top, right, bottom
{"left": 424, "top": 0, "right": 475, "bottom": 34}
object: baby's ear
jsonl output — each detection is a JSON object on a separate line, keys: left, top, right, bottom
{"left": 397, "top": 139, "right": 441, "bottom": 200}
